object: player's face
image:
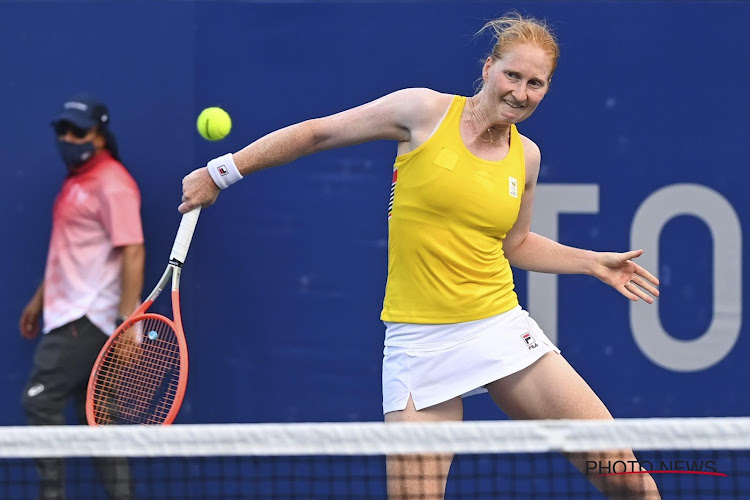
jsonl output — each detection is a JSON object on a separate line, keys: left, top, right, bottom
{"left": 483, "top": 43, "right": 553, "bottom": 123}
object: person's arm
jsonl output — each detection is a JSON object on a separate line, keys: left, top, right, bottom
{"left": 178, "top": 88, "right": 442, "bottom": 213}
{"left": 502, "top": 136, "right": 659, "bottom": 302}
{"left": 502, "top": 140, "right": 597, "bottom": 274}
{"left": 117, "top": 243, "right": 145, "bottom": 319}
{"left": 19, "top": 281, "right": 44, "bottom": 339}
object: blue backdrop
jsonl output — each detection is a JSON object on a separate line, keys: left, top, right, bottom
{"left": 1, "top": 0, "right": 747, "bottom": 425}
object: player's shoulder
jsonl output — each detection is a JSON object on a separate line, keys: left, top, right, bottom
{"left": 393, "top": 87, "right": 450, "bottom": 99}
{"left": 391, "top": 87, "right": 453, "bottom": 108}
{"left": 518, "top": 133, "right": 541, "bottom": 183}
{"left": 518, "top": 133, "right": 541, "bottom": 162}
{"left": 518, "top": 133, "right": 539, "bottom": 153}
{"left": 386, "top": 88, "right": 454, "bottom": 127}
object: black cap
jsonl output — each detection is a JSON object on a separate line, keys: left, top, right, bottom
{"left": 51, "top": 95, "right": 110, "bottom": 131}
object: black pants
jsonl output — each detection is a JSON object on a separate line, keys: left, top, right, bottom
{"left": 21, "top": 316, "right": 134, "bottom": 500}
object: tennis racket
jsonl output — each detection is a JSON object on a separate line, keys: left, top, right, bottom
{"left": 86, "top": 208, "right": 201, "bottom": 426}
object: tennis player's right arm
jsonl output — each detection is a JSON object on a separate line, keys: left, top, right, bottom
{"left": 179, "top": 88, "right": 438, "bottom": 213}
{"left": 235, "top": 88, "right": 436, "bottom": 173}
{"left": 20, "top": 282, "right": 44, "bottom": 339}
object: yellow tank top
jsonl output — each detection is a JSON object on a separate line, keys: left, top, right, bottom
{"left": 381, "top": 95, "right": 525, "bottom": 324}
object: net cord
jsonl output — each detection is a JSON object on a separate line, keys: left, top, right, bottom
{"left": 2, "top": 418, "right": 750, "bottom": 458}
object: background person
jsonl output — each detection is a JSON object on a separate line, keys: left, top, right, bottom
{"left": 19, "top": 95, "right": 144, "bottom": 500}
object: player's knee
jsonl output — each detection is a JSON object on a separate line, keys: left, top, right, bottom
{"left": 602, "top": 474, "right": 660, "bottom": 499}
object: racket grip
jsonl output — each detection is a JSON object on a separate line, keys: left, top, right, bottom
{"left": 170, "top": 207, "right": 201, "bottom": 264}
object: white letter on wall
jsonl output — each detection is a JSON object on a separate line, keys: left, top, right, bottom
{"left": 529, "top": 185, "right": 599, "bottom": 344}
{"left": 631, "top": 184, "right": 742, "bottom": 372}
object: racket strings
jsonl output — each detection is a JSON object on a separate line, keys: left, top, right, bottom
{"left": 91, "top": 317, "right": 182, "bottom": 425}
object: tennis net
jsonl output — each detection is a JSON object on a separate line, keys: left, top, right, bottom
{"left": 1, "top": 417, "right": 749, "bottom": 499}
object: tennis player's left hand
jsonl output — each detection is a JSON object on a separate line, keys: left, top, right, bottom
{"left": 593, "top": 249, "right": 659, "bottom": 303}
{"left": 179, "top": 167, "right": 219, "bottom": 213}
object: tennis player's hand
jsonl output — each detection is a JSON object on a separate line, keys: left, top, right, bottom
{"left": 179, "top": 167, "right": 219, "bottom": 213}
{"left": 19, "top": 298, "right": 42, "bottom": 340}
{"left": 593, "top": 249, "right": 660, "bottom": 303}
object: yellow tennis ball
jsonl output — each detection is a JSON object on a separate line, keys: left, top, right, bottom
{"left": 196, "top": 107, "right": 232, "bottom": 141}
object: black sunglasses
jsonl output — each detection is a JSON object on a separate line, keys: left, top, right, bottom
{"left": 54, "top": 121, "right": 92, "bottom": 139}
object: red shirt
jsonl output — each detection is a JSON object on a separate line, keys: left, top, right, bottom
{"left": 43, "top": 151, "right": 143, "bottom": 335}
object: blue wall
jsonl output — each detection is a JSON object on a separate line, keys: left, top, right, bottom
{"left": 1, "top": 1, "right": 748, "bottom": 425}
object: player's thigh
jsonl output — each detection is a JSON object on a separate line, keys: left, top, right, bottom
{"left": 486, "top": 352, "right": 629, "bottom": 473}
{"left": 486, "top": 351, "right": 612, "bottom": 421}
{"left": 384, "top": 394, "right": 463, "bottom": 423}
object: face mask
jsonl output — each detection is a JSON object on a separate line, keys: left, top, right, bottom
{"left": 57, "top": 139, "right": 96, "bottom": 170}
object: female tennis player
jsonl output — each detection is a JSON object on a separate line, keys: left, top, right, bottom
{"left": 179, "top": 12, "right": 661, "bottom": 499}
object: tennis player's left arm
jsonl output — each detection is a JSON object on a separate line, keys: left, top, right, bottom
{"left": 503, "top": 138, "right": 659, "bottom": 302}
{"left": 118, "top": 243, "right": 144, "bottom": 317}
{"left": 503, "top": 138, "right": 598, "bottom": 275}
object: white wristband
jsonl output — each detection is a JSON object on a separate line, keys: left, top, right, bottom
{"left": 206, "top": 153, "right": 243, "bottom": 189}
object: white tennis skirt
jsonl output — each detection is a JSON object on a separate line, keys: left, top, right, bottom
{"left": 382, "top": 305, "right": 560, "bottom": 414}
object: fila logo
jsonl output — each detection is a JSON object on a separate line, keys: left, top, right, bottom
{"left": 217, "top": 165, "right": 229, "bottom": 176}
{"left": 509, "top": 177, "right": 518, "bottom": 198}
{"left": 521, "top": 332, "right": 538, "bottom": 350}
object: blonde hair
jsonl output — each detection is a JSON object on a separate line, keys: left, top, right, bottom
{"left": 478, "top": 11, "right": 560, "bottom": 77}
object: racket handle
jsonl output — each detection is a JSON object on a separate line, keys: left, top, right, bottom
{"left": 170, "top": 207, "right": 201, "bottom": 264}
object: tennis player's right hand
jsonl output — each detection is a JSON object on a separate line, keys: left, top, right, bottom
{"left": 19, "top": 298, "right": 42, "bottom": 340}
{"left": 179, "top": 167, "right": 219, "bottom": 213}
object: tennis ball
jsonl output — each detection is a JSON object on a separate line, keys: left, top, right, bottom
{"left": 196, "top": 107, "right": 232, "bottom": 141}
